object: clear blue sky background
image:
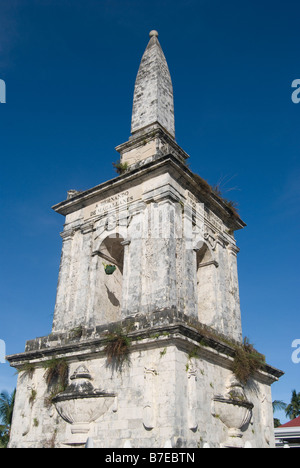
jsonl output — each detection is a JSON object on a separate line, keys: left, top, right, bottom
{"left": 0, "top": 0, "right": 299, "bottom": 425}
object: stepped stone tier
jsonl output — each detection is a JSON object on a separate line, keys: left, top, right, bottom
{"left": 7, "top": 31, "right": 283, "bottom": 449}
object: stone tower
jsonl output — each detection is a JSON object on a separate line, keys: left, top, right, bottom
{"left": 8, "top": 31, "right": 283, "bottom": 448}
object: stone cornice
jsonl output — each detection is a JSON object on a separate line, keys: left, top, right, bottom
{"left": 52, "top": 154, "right": 246, "bottom": 232}
{"left": 115, "top": 122, "right": 189, "bottom": 162}
{"left": 7, "top": 310, "right": 283, "bottom": 385}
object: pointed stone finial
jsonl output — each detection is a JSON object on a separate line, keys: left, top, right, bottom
{"left": 131, "top": 31, "right": 175, "bottom": 138}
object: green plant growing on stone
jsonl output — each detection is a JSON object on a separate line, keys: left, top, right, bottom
{"left": 43, "top": 358, "right": 69, "bottom": 392}
{"left": 44, "top": 388, "right": 64, "bottom": 409}
{"left": 18, "top": 362, "right": 35, "bottom": 379}
{"left": 184, "top": 318, "right": 266, "bottom": 384}
{"left": 33, "top": 418, "right": 39, "bottom": 427}
{"left": 211, "top": 182, "right": 239, "bottom": 217}
{"left": 112, "top": 160, "right": 129, "bottom": 175}
{"left": 188, "top": 347, "right": 199, "bottom": 360}
{"left": 191, "top": 174, "right": 240, "bottom": 218}
{"left": 104, "top": 326, "right": 132, "bottom": 368}
{"left": 150, "top": 333, "right": 161, "bottom": 339}
{"left": 186, "top": 346, "right": 199, "bottom": 372}
{"left": 232, "top": 337, "right": 265, "bottom": 385}
{"left": 102, "top": 262, "right": 117, "bottom": 275}
{"left": 29, "top": 389, "right": 37, "bottom": 406}
{"left": 69, "top": 325, "right": 84, "bottom": 340}
{"left": 192, "top": 173, "right": 213, "bottom": 195}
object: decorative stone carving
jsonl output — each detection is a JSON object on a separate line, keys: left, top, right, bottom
{"left": 187, "top": 364, "right": 198, "bottom": 431}
{"left": 105, "top": 215, "right": 118, "bottom": 231}
{"left": 204, "top": 231, "right": 217, "bottom": 251}
{"left": 53, "top": 365, "right": 115, "bottom": 444}
{"left": 212, "top": 376, "right": 253, "bottom": 448}
{"left": 143, "top": 366, "right": 158, "bottom": 430}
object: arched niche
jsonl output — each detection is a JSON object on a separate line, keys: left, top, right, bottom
{"left": 93, "top": 233, "right": 125, "bottom": 324}
{"left": 196, "top": 241, "right": 217, "bottom": 325}
{"left": 100, "top": 234, "right": 124, "bottom": 275}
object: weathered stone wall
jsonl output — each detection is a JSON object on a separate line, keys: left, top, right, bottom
{"left": 51, "top": 165, "right": 242, "bottom": 342}
{"left": 8, "top": 319, "right": 278, "bottom": 448}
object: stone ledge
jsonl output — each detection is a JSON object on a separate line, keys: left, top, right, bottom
{"left": 51, "top": 153, "right": 246, "bottom": 231}
{"left": 6, "top": 309, "right": 283, "bottom": 383}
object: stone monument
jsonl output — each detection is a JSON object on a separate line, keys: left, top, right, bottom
{"left": 7, "top": 31, "right": 283, "bottom": 448}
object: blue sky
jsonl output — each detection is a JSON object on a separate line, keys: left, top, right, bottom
{"left": 0, "top": 0, "right": 299, "bottom": 425}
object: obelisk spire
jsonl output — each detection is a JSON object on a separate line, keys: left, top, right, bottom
{"left": 131, "top": 30, "right": 175, "bottom": 138}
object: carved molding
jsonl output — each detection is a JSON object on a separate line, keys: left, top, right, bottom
{"left": 197, "top": 260, "right": 219, "bottom": 269}
{"left": 227, "top": 244, "right": 240, "bottom": 256}
{"left": 60, "top": 229, "right": 75, "bottom": 241}
{"left": 80, "top": 222, "right": 95, "bottom": 235}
